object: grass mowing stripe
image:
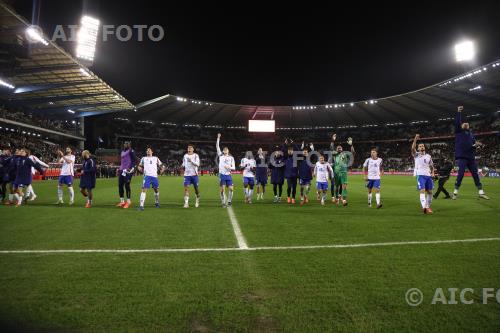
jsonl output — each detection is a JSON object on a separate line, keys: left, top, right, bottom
{"left": 227, "top": 206, "right": 249, "bottom": 249}
{"left": 1, "top": 237, "right": 499, "bottom": 254}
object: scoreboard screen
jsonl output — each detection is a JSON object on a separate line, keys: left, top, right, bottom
{"left": 248, "top": 120, "right": 275, "bottom": 133}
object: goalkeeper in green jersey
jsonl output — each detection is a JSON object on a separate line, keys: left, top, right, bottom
{"left": 329, "top": 133, "right": 355, "bottom": 206}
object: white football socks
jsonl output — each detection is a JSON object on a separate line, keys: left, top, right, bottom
{"left": 368, "top": 193, "right": 372, "bottom": 205}
{"left": 426, "top": 194, "right": 432, "bottom": 208}
{"left": 154, "top": 192, "right": 159, "bottom": 204}
{"left": 375, "top": 193, "right": 381, "bottom": 205}
{"left": 419, "top": 193, "right": 426, "bottom": 209}
{"left": 140, "top": 192, "right": 146, "bottom": 207}
{"left": 57, "top": 187, "right": 63, "bottom": 201}
{"left": 68, "top": 187, "right": 74, "bottom": 202}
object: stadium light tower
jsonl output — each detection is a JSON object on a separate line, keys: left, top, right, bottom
{"left": 76, "top": 15, "right": 100, "bottom": 63}
{"left": 454, "top": 40, "right": 475, "bottom": 62}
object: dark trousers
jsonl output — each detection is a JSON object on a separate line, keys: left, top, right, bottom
{"left": 286, "top": 177, "right": 297, "bottom": 198}
{"left": 273, "top": 183, "right": 283, "bottom": 196}
{"left": 118, "top": 174, "right": 132, "bottom": 199}
{"left": 0, "top": 181, "right": 6, "bottom": 200}
{"left": 434, "top": 176, "right": 450, "bottom": 198}
{"left": 455, "top": 158, "right": 482, "bottom": 190}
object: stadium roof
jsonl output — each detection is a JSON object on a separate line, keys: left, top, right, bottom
{"left": 127, "top": 59, "right": 500, "bottom": 129}
{"left": 0, "top": 2, "right": 134, "bottom": 119}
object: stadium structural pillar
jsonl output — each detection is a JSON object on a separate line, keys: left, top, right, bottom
{"left": 79, "top": 117, "right": 85, "bottom": 149}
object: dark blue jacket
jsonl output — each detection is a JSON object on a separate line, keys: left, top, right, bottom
{"left": 255, "top": 154, "right": 268, "bottom": 179}
{"left": 14, "top": 156, "right": 42, "bottom": 185}
{"left": 455, "top": 112, "right": 476, "bottom": 160}
{"left": 298, "top": 158, "right": 313, "bottom": 181}
{"left": 2, "top": 155, "right": 18, "bottom": 181}
{"left": 269, "top": 153, "right": 285, "bottom": 184}
{"left": 80, "top": 157, "right": 97, "bottom": 188}
{"left": 282, "top": 144, "right": 299, "bottom": 178}
{"left": 0, "top": 155, "right": 8, "bottom": 181}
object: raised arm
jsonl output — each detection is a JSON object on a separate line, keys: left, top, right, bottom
{"left": 455, "top": 106, "right": 463, "bottom": 133}
{"left": 411, "top": 134, "right": 419, "bottom": 157}
{"left": 348, "top": 137, "right": 355, "bottom": 155}
{"left": 216, "top": 133, "right": 222, "bottom": 156}
{"left": 330, "top": 133, "right": 336, "bottom": 152}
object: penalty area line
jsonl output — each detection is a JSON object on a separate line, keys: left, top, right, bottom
{"left": 0, "top": 237, "right": 499, "bottom": 254}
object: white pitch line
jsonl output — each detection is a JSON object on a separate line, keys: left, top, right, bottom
{"left": 0, "top": 237, "right": 499, "bottom": 254}
{"left": 226, "top": 206, "right": 249, "bottom": 249}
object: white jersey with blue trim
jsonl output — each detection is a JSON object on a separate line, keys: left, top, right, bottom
{"left": 314, "top": 162, "right": 332, "bottom": 183}
{"left": 59, "top": 154, "right": 75, "bottom": 176}
{"left": 182, "top": 153, "right": 200, "bottom": 176}
{"left": 216, "top": 137, "right": 235, "bottom": 175}
{"left": 363, "top": 157, "right": 382, "bottom": 180}
{"left": 141, "top": 156, "right": 162, "bottom": 177}
{"left": 240, "top": 158, "right": 256, "bottom": 178}
{"left": 414, "top": 152, "right": 433, "bottom": 177}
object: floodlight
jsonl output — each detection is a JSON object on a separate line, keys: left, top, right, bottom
{"left": 0, "top": 78, "right": 15, "bottom": 89}
{"left": 26, "top": 26, "right": 49, "bottom": 45}
{"left": 76, "top": 15, "right": 100, "bottom": 62}
{"left": 455, "top": 41, "right": 475, "bottom": 62}
{"left": 248, "top": 120, "right": 275, "bottom": 133}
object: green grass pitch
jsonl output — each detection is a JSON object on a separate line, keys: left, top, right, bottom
{"left": 0, "top": 175, "right": 499, "bottom": 332}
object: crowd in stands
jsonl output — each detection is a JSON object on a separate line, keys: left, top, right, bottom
{"left": 100, "top": 113, "right": 499, "bottom": 172}
{"left": 2, "top": 108, "right": 499, "bottom": 175}
{"left": 1, "top": 105, "right": 81, "bottom": 136}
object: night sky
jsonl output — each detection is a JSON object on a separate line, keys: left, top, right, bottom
{"left": 12, "top": 0, "right": 500, "bottom": 106}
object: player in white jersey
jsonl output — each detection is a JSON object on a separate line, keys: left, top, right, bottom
{"left": 137, "top": 147, "right": 164, "bottom": 211}
{"left": 363, "top": 148, "right": 383, "bottom": 209}
{"left": 25, "top": 150, "right": 49, "bottom": 202}
{"left": 411, "top": 134, "right": 435, "bottom": 214}
{"left": 216, "top": 133, "right": 235, "bottom": 207}
{"left": 182, "top": 144, "right": 200, "bottom": 208}
{"left": 56, "top": 147, "right": 76, "bottom": 205}
{"left": 313, "top": 154, "right": 333, "bottom": 206}
{"left": 240, "top": 152, "right": 257, "bottom": 204}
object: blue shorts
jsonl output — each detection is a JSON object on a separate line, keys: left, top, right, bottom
{"left": 243, "top": 177, "right": 255, "bottom": 186}
{"left": 219, "top": 174, "right": 233, "bottom": 187}
{"left": 316, "top": 182, "right": 328, "bottom": 190}
{"left": 58, "top": 175, "right": 73, "bottom": 186}
{"left": 143, "top": 176, "right": 159, "bottom": 189}
{"left": 366, "top": 179, "right": 381, "bottom": 189}
{"left": 256, "top": 175, "right": 267, "bottom": 185}
{"left": 416, "top": 175, "right": 433, "bottom": 191}
{"left": 299, "top": 179, "right": 311, "bottom": 185}
{"left": 13, "top": 183, "right": 28, "bottom": 189}
{"left": 184, "top": 175, "right": 199, "bottom": 186}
